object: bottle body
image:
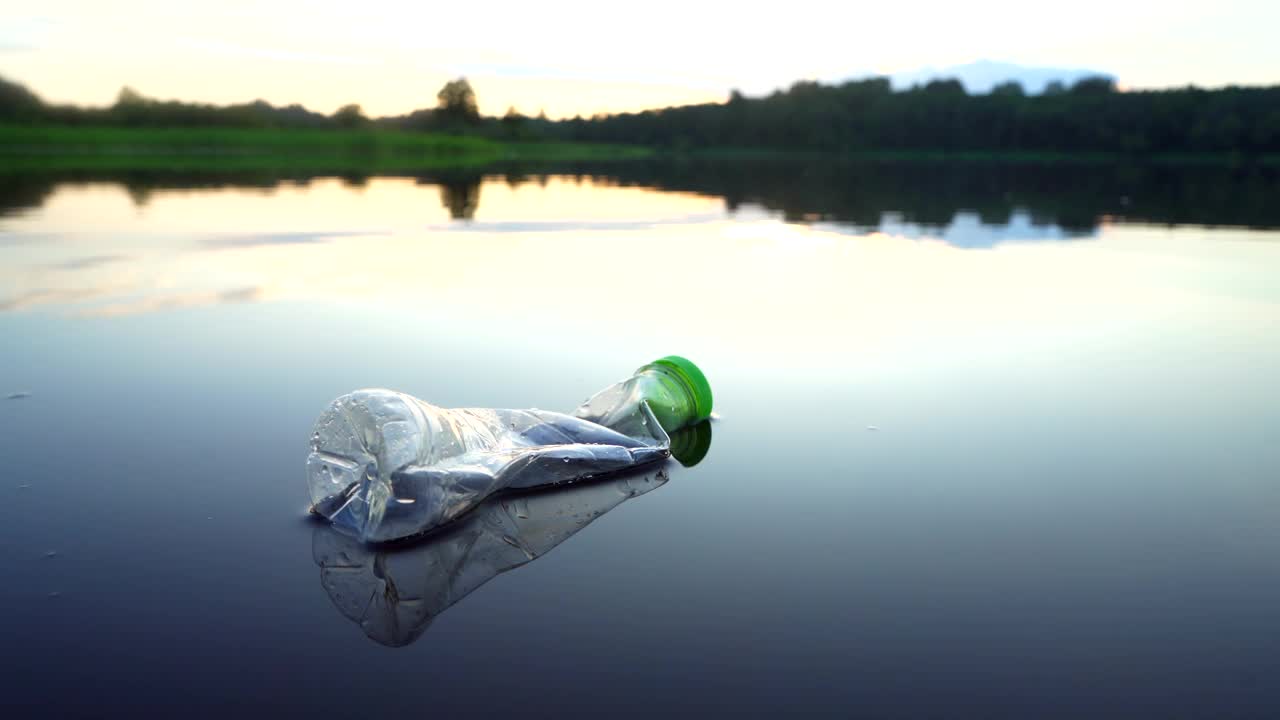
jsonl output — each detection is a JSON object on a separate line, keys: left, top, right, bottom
{"left": 307, "top": 389, "right": 668, "bottom": 542}
{"left": 306, "top": 357, "right": 712, "bottom": 543}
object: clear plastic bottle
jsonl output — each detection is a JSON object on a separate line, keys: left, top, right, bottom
{"left": 306, "top": 356, "right": 712, "bottom": 542}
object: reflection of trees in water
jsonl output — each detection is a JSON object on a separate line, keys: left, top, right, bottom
{"left": 411, "top": 171, "right": 482, "bottom": 220}
{"left": 0, "top": 171, "right": 289, "bottom": 216}
{"left": 338, "top": 173, "right": 370, "bottom": 190}
{"left": 3, "top": 161, "right": 1279, "bottom": 235}
{"left": 438, "top": 178, "right": 480, "bottom": 220}
{"left": 126, "top": 185, "right": 154, "bottom": 207}
{"left": 558, "top": 158, "right": 1280, "bottom": 235}
{"left": 0, "top": 174, "right": 58, "bottom": 217}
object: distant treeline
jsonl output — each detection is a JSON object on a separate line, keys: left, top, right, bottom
{"left": 4, "top": 73, "right": 1280, "bottom": 154}
{"left": 559, "top": 77, "right": 1280, "bottom": 154}
{"left": 0, "top": 75, "right": 551, "bottom": 138}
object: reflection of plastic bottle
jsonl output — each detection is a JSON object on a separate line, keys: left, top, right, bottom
{"left": 307, "top": 356, "right": 712, "bottom": 542}
{"left": 313, "top": 468, "right": 670, "bottom": 647}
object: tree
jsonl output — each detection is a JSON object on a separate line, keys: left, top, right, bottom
{"left": 1042, "top": 80, "right": 1067, "bottom": 96}
{"left": 1070, "top": 75, "right": 1117, "bottom": 96}
{"left": 436, "top": 78, "right": 479, "bottom": 125}
{"left": 990, "top": 80, "right": 1025, "bottom": 97}
{"left": 0, "top": 74, "right": 44, "bottom": 120}
{"left": 501, "top": 106, "right": 526, "bottom": 137}
{"left": 116, "top": 86, "right": 149, "bottom": 106}
{"left": 332, "top": 103, "right": 368, "bottom": 128}
{"left": 923, "top": 78, "right": 966, "bottom": 96}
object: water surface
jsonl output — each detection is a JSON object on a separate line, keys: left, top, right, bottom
{"left": 2, "top": 162, "right": 1278, "bottom": 717}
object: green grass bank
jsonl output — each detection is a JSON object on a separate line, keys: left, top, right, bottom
{"left": 0, "top": 125, "right": 651, "bottom": 171}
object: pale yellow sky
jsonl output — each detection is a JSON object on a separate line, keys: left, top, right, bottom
{"left": 2, "top": 0, "right": 1277, "bottom": 118}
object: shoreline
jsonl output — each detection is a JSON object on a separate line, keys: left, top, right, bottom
{"left": 1, "top": 124, "right": 1277, "bottom": 172}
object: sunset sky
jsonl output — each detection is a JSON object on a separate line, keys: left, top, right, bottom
{"left": 3, "top": 0, "right": 1277, "bottom": 118}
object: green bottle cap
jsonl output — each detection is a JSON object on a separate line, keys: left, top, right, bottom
{"left": 651, "top": 355, "right": 714, "bottom": 422}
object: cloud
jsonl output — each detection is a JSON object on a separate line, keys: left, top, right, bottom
{"left": 0, "top": 41, "right": 38, "bottom": 53}
{"left": 176, "top": 37, "right": 376, "bottom": 66}
{"left": 0, "top": 287, "right": 108, "bottom": 312}
{"left": 445, "top": 61, "right": 731, "bottom": 91}
{"left": 0, "top": 232, "right": 64, "bottom": 245}
{"left": 423, "top": 214, "right": 724, "bottom": 234}
{"left": 46, "top": 254, "right": 129, "bottom": 270}
{"left": 0, "top": 16, "right": 61, "bottom": 54}
{"left": 201, "top": 229, "right": 389, "bottom": 249}
{"left": 78, "top": 286, "right": 265, "bottom": 318}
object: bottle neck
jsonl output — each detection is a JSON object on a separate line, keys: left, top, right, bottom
{"left": 633, "top": 364, "right": 702, "bottom": 434}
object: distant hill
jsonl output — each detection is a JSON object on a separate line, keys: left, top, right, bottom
{"left": 886, "top": 60, "right": 1115, "bottom": 94}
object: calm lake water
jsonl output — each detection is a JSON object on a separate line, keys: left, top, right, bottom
{"left": 2, "top": 161, "right": 1279, "bottom": 717}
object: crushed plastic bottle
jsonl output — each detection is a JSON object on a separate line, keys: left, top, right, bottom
{"left": 307, "top": 356, "right": 712, "bottom": 542}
